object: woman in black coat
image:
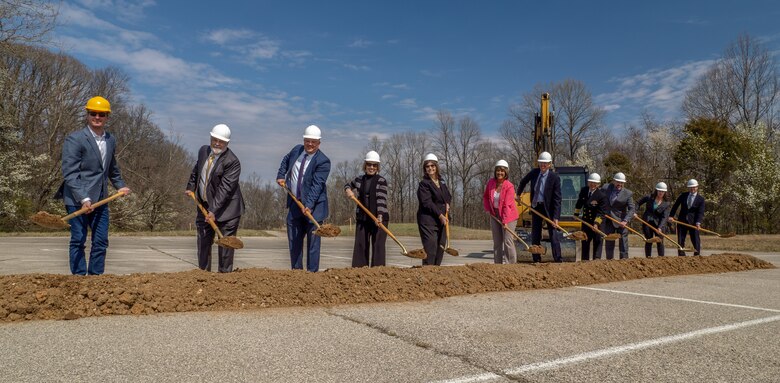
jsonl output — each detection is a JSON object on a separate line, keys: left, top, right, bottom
{"left": 635, "top": 182, "right": 670, "bottom": 257}
{"left": 344, "top": 151, "right": 389, "bottom": 267}
{"left": 416, "top": 153, "right": 452, "bottom": 266}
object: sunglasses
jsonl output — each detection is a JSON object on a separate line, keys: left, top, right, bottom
{"left": 88, "top": 112, "right": 108, "bottom": 117}
{"left": 366, "top": 163, "right": 378, "bottom": 168}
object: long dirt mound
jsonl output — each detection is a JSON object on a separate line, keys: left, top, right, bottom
{"left": 0, "top": 253, "right": 773, "bottom": 322}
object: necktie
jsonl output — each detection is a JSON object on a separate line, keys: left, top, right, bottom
{"left": 588, "top": 190, "right": 593, "bottom": 199}
{"left": 610, "top": 189, "right": 618, "bottom": 204}
{"left": 204, "top": 154, "right": 215, "bottom": 201}
{"left": 296, "top": 153, "right": 309, "bottom": 199}
{"left": 688, "top": 194, "right": 694, "bottom": 209}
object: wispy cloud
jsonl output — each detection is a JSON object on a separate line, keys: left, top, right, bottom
{"left": 344, "top": 63, "right": 370, "bottom": 71}
{"left": 75, "top": 0, "right": 156, "bottom": 23}
{"left": 203, "top": 28, "right": 282, "bottom": 62}
{"left": 348, "top": 39, "right": 373, "bottom": 48}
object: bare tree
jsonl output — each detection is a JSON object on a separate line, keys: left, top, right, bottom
{"left": 0, "top": 0, "right": 58, "bottom": 46}
{"left": 553, "top": 79, "right": 606, "bottom": 163}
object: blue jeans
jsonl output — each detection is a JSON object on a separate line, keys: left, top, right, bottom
{"left": 66, "top": 204, "right": 110, "bottom": 275}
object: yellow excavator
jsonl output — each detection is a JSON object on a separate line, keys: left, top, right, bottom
{"left": 516, "top": 93, "right": 588, "bottom": 260}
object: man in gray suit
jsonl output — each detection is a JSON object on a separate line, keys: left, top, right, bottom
{"left": 186, "top": 124, "right": 245, "bottom": 272}
{"left": 601, "top": 172, "right": 635, "bottom": 259}
{"left": 55, "top": 96, "right": 131, "bottom": 275}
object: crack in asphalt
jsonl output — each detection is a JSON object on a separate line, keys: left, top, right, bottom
{"left": 147, "top": 246, "right": 198, "bottom": 267}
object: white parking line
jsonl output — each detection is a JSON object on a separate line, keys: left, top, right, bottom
{"left": 576, "top": 286, "right": 780, "bottom": 313}
{"left": 433, "top": 315, "right": 780, "bottom": 383}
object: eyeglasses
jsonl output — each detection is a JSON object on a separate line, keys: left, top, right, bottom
{"left": 88, "top": 112, "right": 108, "bottom": 117}
{"left": 425, "top": 164, "right": 437, "bottom": 169}
{"left": 366, "top": 163, "right": 378, "bottom": 168}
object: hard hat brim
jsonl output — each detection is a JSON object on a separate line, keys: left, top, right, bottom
{"left": 210, "top": 132, "right": 230, "bottom": 142}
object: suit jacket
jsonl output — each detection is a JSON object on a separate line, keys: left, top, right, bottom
{"left": 574, "top": 186, "right": 608, "bottom": 224}
{"left": 55, "top": 126, "right": 126, "bottom": 206}
{"left": 601, "top": 183, "right": 636, "bottom": 228}
{"left": 517, "top": 168, "right": 562, "bottom": 220}
{"left": 276, "top": 145, "right": 331, "bottom": 221}
{"left": 186, "top": 145, "right": 245, "bottom": 221}
{"left": 636, "top": 195, "right": 670, "bottom": 230}
{"left": 670, "top": 192, "right": 705, "bottom": 225}
{"left": 482, "top": 178, "right": 519, "bottom": 224}
{"left": 417, "top": 175, "right": 452, "bottom": 226}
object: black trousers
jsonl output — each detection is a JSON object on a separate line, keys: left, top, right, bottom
{"left": 352, "top": 220, "right": 388, "bottom": 267}
{"left": 418, "top": 222, "right": 445, "bottom": 266}
{"left": 677, "top": 224, "right": 701, "bottom": 256}
{"left": 580, "top": 223, "right": 602, "bottom": 261}
{"left": 641, "top": 225, "right": 665, "bottom": 257}
{"left": 196, "top": 214, "right": 240, "bottom": 273}
{"left": 531, "top": 204, "right": 561, "bottom": 262}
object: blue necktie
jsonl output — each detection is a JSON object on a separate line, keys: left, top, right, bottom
{"left": 296, "top": 153, "right": 308, "bottom": 199}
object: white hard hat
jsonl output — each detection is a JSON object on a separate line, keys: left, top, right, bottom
{"left": 587, "top": 173, "right": 601, "bottom": 183}
{"left": 210, "top": 124, "right": 231, "bottom": 142}
{"left": 495, "top": 159, "right": 509, "bottom": 169}
{"left": 303, "top": 124, "right": 321, "bottom": 140}
{"left": 686, "top": 179, "right": 699, "bottom": 188}
{"left": 365, "top": 150, "right": 380, "bottom": 163}
{"left": 655, "top": 182, "right": 668, "bottom": 192}
{"left": 613, "top": 172, "right": 627, "bottom": 183}
{"left": 538, "top": 151, "right": 552, "bottom": 163}
{"left": 423, "top": 153, "right": 438, "bottom": 163}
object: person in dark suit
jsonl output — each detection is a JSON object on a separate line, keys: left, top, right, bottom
{"left": 516, "top": 151, "right": 562, "bottom": 262}
{"left": 635, "top": 182, "right": 670, "bottom": 257}
{"left": 601, "top": 172, "right": 636, "bottom": 260}
{"left": 344, "top": 151, "right": 389, "bottom": 267}
{"left": 669, "top": 178, "right": 705, "bottom": 256}
{"left": 55, "top": 96, "right": 131, "bottom": 275}
{"left": 416, "top": 153, "right": 452, "bottom": 266}
{"left": 186, "top": 124, "right": 245, "bottom": 273}
{"left": 276, "top": 125, "right": 331, "bottom": 272}
{"left": 574, "top": 173, "right": 608, "bottom": 261}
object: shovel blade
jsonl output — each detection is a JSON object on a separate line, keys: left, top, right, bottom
{"left": 445, "top": 247, "right": 459, "bottom": 256}
{"left": 405, "top": 248, "right": 427, "bottom": 259}
{"left": 315, "top": 224, "right": 341, "bottom": 237}
{"left": 604, "top": 233, "right": 621, "bottom": 241}
{"left": 29, "top": 211, "right": 71, "bottom": 230}
{"left": 528, "top": 245, "right": 546, "bottom": 255}
{"left": 217, "top": 236, "right": 244, "bottom": 249}
{"left": 718, "top": 233, "right": 736, "bottom": 238}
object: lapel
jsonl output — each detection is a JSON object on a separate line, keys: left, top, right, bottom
{"left": 83, "top": 127, "right": 104, "bottom": 170}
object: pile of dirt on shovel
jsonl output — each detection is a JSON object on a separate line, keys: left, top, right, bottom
{"left": 0, "top": 253, "right": 773, "bottom": 322}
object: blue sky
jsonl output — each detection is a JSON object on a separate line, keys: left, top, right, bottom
{"left": 52, "top": 0, "right": 780, "bottom": 180}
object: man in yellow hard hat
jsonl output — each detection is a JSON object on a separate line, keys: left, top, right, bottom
{"left": 54, "top": 96, "right": 131, "bottom": 275}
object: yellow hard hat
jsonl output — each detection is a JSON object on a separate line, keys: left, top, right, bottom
{"left": 85, "top": 96, "right": 111, "bottom": 113}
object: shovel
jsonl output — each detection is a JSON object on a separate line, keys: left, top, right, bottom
{"left": 187, "top": 192, "right": 244, "bottom": 249}
{"left": 440, "top": 211, "right": 459, "bottom": 256}
{"left": 603, "top": 214, "right": 662, "bottom": 244}
{"left": 30, "top": 191, "right": 128, "bottom": 229}
{"left": 633, "top": 214, "right": 691, "bottom": 251}
{"left": 488, "top": 214, "right": 545, "bottom": 255}
{"left": 348, "top": 195, "right": 426, "bottom": 259}
{"left": 672, "top": 219, "right": 736, "bottom": 238}
{"left": 517, "top": 200, "right": 587, "bottom": 241}
{"left": 572, "top": 216, "right": 620, "bottom": 241}
{"left": 281, "top": 185, "right": 341, "bottom": 237}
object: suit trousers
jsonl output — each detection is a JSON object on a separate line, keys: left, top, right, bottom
{"left": 287, "top": 213, "right": 321, "bottom": 272}
{"left": 489, "top": 218, "right": 517, "bottom": 264}
{"left": 641, "top": 225, "right": 665, "bottom": 257}
{"left": 531, "top": 204, "right": 562, "bottom": 262}
{"left": 602, "top": 223, "right": 629, "bottom": 259}
{"left": 580, "top": 223, "right": 602, "bottom": 261}
{"left": 66, "top": 204, "right": 110, "bottom": 275}
{"left": 196, "top": 214, "right": 240, "bottom": 273}
{"left": 677, "top": 224, "right": 701, "bottom": 256}
{"left": 418, "top": 222, "right": 445, "bottom": 266}
{"left": 352, "top": 219, "right": 388, "bottom": 267}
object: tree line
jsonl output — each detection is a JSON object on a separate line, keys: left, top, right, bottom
{"left": 1, "top": 7, "right": 778, "bottom": 234}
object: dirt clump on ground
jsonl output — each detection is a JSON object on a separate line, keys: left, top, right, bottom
{"left": 0, "top": 253, "right": 773, "bottom": 323}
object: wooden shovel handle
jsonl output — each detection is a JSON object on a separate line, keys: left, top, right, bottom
{"left": 61, "top": 191, "right": 127, "bottom": 222}
{"left": 672, "top": 219, "right": 720, "bottom": 236}
{"left": 633, "top": 215, "right": 685, "bottom": 249}
{"left": 281, "top": 185, "right": 322, "bottom": 229}
{"left": 489, "top": 214, "right": 529, "bottom": 250}
{"left": 188, "top": 192, "right": 224, "bottom": 239}
{"left": 572, "top": 215, "right": 608, "bottom": 238}
{"left": 602, "top": 214, "right": 645, "bottom": 238}
{"left": 445, "top": 210, "right": 451, "bottom": 247}
{"left": 516, "top": 199, "right": 567, "bottom": 234}
{"left": 349, "top": 195, "right": 408, "bottom": 254}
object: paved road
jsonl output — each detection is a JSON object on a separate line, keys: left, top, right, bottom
{"left": 0, "top": 236, "right": 778, "bottom": 382}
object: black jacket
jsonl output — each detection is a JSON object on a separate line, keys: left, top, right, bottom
{"left": 636, "top": 195, "right": 670, "bottom": 230}
{"left": 186, "top": 145, "right": 245, "bottom": 221}
{"left": 416, "top": 175, "right": 452, "bottom": 226}
{"left": 575, "top": 186, "right": 608, "bottom": 224}
{"left": 517, "top": 168, "right": 562, "bottom": 220}
{"left": 670, "top": 192, "right": 705, "bottom": 225}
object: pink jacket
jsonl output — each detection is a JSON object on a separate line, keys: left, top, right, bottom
{"left": 483, "top": 178, "right": 519, "bottom": 224}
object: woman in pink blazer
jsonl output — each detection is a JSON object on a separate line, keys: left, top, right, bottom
{"left": 483, "top": 160, "right": 519, "bottom": 264}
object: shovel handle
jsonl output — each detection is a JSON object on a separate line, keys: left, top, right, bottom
{"left": 489, "top": 214, "right": 529, "bottom": 250}
{"left": 572, "top": 215, "right": 609, "bottom": 238}
{"left": 348, "top": 195, "right": 408, "bottom": 254}
{"left": 634, "top": 215, "right": 686, "bottom": 250}
{"left": 672, "top": 219, "right": 721, "bottom": 236}
{"left": 281, "top": 185, "right": 322, "bottom": 229}
{"left": 516, "top": 199, "right": 568, "bottom": 234}
{"left": 187, "top": 192, "right": 224, "bottom": 239}
{"left": 61, "top": 191, "right": 127, "bottom": 222}
{"left": 603, "top": 214, "right": 647, "bottom": 239}
{"left": 445, "top": 210, "right": 451, "bottom": 248}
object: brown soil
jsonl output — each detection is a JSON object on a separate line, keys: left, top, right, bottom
{"left": 0, "top": 253, "right": 773, "bottom": 323}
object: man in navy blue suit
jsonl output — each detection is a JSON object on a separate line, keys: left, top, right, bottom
{"left": 276, "top": 125, "right": 331, "bottom": 272}
{"left": 517, "top": 151, "right": 562, "bottom": 262}
{"left": 55, "top": 96, "right": 131, "bottom": 275}
{"left": 669, "top": 178, "right": 705, "bottom": 256}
